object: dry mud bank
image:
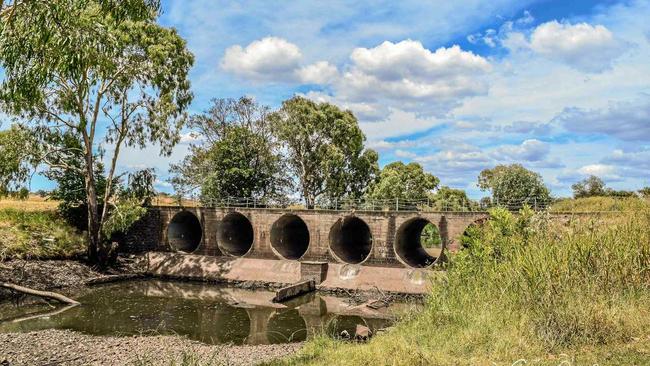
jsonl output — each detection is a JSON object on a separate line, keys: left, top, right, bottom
{"left": 0, "top": 329, "right": 301, "bottom": 365}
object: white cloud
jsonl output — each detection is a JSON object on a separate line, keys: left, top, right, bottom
{"left": 525, "top": 21, "right": 627, "bottom": 72}
{"left": 296, "top": 61, "right": 339, "bottom": 84}
{"left": 335, "top": 41, "right": 491, "bottom": 115}
{"left": 221, "top": 37, "right": 303, "bottom": 81}
{"left": 577, "top": 164, "right": 617, "bottom": 176}
{"left": 492, "top": 139, "right": 550, "bottom": 162}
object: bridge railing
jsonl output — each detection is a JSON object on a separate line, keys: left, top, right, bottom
{"left": 154, "top": 195, "right": 555, "bottom": 212}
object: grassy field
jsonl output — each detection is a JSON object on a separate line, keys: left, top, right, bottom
{"left": 550, "top": 196, "right": 650, "bottom": 212}
{"left": 272, "top": 203, "right": 650, "bottom": 365}
{"left": 0, "top": 196, "right": 85, "bottom": 260}
{"left": 0, "top": 195, "right": 59, "bottom": 212}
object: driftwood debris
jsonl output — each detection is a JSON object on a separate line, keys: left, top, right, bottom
{"left": 0, "top": 282, "right": 80, "bottom": 305}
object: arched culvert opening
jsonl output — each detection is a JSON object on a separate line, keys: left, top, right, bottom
{"left": 270, "top": 214, "right": 310, "bottom": 260}
{"left": 217, "top": 212, "right": 254, "bottom": 256}
{"left": 395, "top": 218, "right": 441, "bottom": 268}
{"left": 167, "top": 211, "right": 202, "bottom": 253}
{"left": 329, "top": 216, "right": 372, "bottom": 264}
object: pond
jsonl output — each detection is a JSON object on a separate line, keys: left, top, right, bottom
{"left": 0, "top": 280, "right": 409, "bottom": 345}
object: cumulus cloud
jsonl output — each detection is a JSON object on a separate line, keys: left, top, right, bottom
{"left": 492, "top": 139, "right": 550, "bottom": 162}
{"left": 296, "top": 61, "right": 339, "bottom": 84}
{"left": 336, "top": 41, "right": 491, "bottom": 115}
{"left": 523, "top": 21, "right": 627, "bottom": 72}
{"left": 221, "top": 37, "right": 338, "bottom": 84}
{"left": 577, "top": 164, "right": 618, "bottom": 177}
{"left": 221, "top": 37, "right": 303, "bottom": 80}
{"left": 554, "top": 99, "right": 650, "bottom": 141}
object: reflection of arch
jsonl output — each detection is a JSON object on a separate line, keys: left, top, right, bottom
{"left": 199, "top": 304, "right": 251, "bottom": 344}
{"left": 167, "top": 211, "right": 202, "bottom": 253}
{"left": 270, "top": 214, "right": 310, "bottom": 260}
{"left": 395, "top": 218, "right": 440, "bottom": 268}
{"left": 217, "top": 212, "right": 254, "bottom": 257}
{"left": 329, "top": 216, "right": 372, "bottom": 264}
{"left": 267, "top": 309, "right": 307, "bottom": 344}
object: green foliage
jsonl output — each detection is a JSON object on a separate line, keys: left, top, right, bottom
{"left": 121, "top": 168, "right": 156, "bottom": 206}
{"left": 101, "top": 198, "right": 146, "bottom": 238}
{"left": 271, "top": 96, "right": 379, "bottom": 208}
{"left": 0, "top": 124, "right": 35, "bottom": 193}
{"left": 430, "top": 186, "right": 477, "bottom": 211}
{"left": 171, "top": 97, "right": 289, "bottom": 203}
{"left": 367, "top": 161, "right": 439, "bottom": 201}
{"left": 278, "top": 206, "right": 650, "bottom": 365}
{"left": 573, "top": 175, "right": 638, "bottom": 198}
{"left": 44, "top": 136, "right": 112, "bottom": 230}
{"left": 572, "top": 175, "right": 608, "bottom": 198}
{"left": 478, "top": 164, "right": 551, "bottom": 207}
{"left": 420, "top": 223, "right": 441, "bottom": 248}
{"left": 0, "top": 208, "right": 85, "bottom": 260}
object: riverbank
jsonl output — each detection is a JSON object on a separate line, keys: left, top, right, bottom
{"left": 0, "top": 329, "right": 302, "bottom": 366}
{"left": 0, "top": 256, "right": 144, "bottom": 299}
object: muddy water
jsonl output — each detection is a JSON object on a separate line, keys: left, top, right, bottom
{"left": 0, "top": 280, "right": 411, "bottom": 345}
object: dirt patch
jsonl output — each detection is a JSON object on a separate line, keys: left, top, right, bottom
{"left": 0, "top": 256, "right": 145, "bottom": 299}
{"left": 0, "top": 329, "right": 301, "bottom": 366}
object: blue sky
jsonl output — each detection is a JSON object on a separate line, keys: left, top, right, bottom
{"left": 30, "top": 0, "right": 650, "bottom": 198}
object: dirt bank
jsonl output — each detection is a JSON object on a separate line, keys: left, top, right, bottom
{"left": 0, "top": 329, "right": 301, "bottom": 365}
{"left": 0, "top": 256, "right": 144, "bottom": 299}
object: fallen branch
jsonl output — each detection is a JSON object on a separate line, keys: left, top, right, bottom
{"left": 0, "top": 303, "right": 79, "bottom": 324}
{"left": 0, "top": 282, "right": 80, "bottom": 305}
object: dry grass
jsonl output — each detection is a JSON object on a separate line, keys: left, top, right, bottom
{"left": 0, "top": 195, "right": 59, "bottom": 211}
{"left": 0, "top": 197, "right": 85, "bottom": 260}
{"left": 550, "top": 196, "right": 650, "bottom": 212}
{"left": 152, "top": 195, "right": 199, "bottom": 207}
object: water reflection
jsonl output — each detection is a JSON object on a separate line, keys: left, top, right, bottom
{"left": 0, "top": 280, "right": 404, "bottom": 345}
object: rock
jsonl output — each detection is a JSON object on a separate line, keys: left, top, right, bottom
{"left": 339, "top": 330, "right": 350, "bottom": 340}
{"left": 354, "top": 324, "right": 372, "bottom": 341}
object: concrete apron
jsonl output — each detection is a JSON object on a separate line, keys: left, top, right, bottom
{"left": 145, "top": 252, "right": 432, "bottom": 294}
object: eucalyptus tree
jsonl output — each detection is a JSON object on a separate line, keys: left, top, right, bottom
{"left": 170, "top": 97, "right": 290, "bottom": 204}
{"left": 0, "top": 0, "right": 194, "bottom": 264}
{"left": 368, "top": 161, "right": 440, "bottom": 201}
{"left": 478, "top": 164, "right": 551, "bottom": 207}
{"left": 271, "top": 96, "right": 379, "bottom": 208}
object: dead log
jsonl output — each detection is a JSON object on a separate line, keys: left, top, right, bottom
{"left": 0, "top": 303, "right": 79, "bottom": 324}
{"left": 0, "top": 282, "right": 80, "bottom": 305}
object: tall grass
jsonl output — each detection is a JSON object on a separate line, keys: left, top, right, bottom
{"left": 550, "top": 196, "right": 650, "bottom": 212}
{"left": 0, "top": 208, "right": 85, "bottom": 260}
{"left": 276, "top": 206, "right": 650, "bottom": 365}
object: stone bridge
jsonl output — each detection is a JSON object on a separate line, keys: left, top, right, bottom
{"left": 124, "top": 206, "right": 490, "bottom": 269}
